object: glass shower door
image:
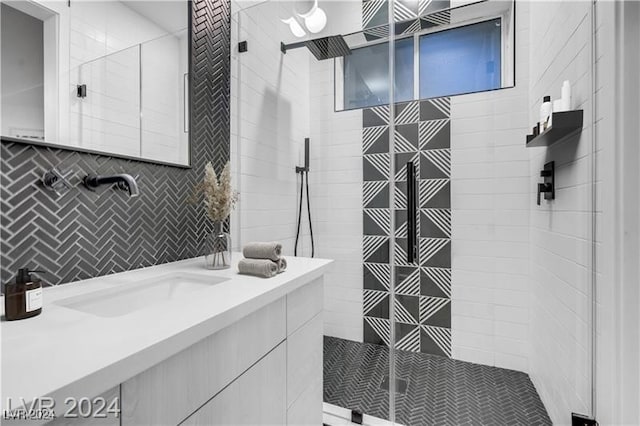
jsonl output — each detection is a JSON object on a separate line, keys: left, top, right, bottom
{"left": 388, "top": 1, "right": 596, "bottom": 425}
{"left": 232, "top": 1, "right": 398, "bottom": 423}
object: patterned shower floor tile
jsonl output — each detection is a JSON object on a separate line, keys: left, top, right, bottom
{"left": 323, "top": 336, "right": 551, "bottom": 426}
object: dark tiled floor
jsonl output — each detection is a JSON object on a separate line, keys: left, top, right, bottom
{"left": 323, "top": 336, "right": 551, "bottom": 426}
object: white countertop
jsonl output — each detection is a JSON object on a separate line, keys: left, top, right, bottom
{"left": 1, "top": 254, "right": 332, "bottom": 409}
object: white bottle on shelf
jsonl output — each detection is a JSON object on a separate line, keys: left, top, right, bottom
{"left": 539, "top": 96, "right": 552, "bottom": 132}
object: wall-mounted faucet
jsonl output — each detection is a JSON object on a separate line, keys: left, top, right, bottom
{"left": 83, "top": 174, "right": 139, "bottom": 198}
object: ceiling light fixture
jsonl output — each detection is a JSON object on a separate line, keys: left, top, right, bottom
{"left": 297, "top": 0, "right": 327, "bottom": 34}
{"left": 281, "top": 17, "right": 307, "bottom": 38}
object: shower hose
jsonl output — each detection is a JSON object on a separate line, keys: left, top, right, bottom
{"left": 294, "top": 170, "right": 315, "bottom": 258}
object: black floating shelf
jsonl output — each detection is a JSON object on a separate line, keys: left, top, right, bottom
{"left": 526, "top": 110, "right": 584, "bottom": 147}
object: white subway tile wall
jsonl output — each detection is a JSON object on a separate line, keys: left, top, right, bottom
{"left": 231, "top": 0, "right": 363, "bottom": 341}
{"left": 449, "top": 1, "right": 531, "bottom": 371}
{"left": 308, "top": 2, "right": 364, "bottom": 342}
{"left": 310, "top": 58, "right": 363, "bottom": 342}
{"left": 528, "top": 1, "right": 598, "bottom": 424}
{"left": 230, "top": 1, "right": 312, "bottom": 256}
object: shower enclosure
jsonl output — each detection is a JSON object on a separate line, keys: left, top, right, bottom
{"left": 231, "top": 0, "right": 596, "bottom": 424}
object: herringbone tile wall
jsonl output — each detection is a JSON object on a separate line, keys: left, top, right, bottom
{"left": 0, "top": 0, "right": 231, "bottom": 287}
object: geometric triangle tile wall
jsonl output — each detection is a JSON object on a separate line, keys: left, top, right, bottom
{"left": 0, "top": 0, "right": 230, "bottom": 287}
{"left": 362, "top": 97, "right": 451, "bottom": 358}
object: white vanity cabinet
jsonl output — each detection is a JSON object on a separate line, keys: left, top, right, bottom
{"left": 120, "top": 277, "right": 324, "bottom": 426}
{"left": 3, "top": 257, "right": 331, "bottom": 426}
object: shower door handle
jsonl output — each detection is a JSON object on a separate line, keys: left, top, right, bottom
{"left": 406, "top": 161, "right": 418, "bottom": 264}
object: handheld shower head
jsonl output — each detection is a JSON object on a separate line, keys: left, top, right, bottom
{"left": 296, "top": 138, "right": 310, "bottom": 174}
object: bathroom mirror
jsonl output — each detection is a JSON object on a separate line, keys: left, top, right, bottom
{"left": 0, "top": 0, "right": 191, "bottom": 167}
{"left": 334, "top": 0, "right": 516, "bottom": 111}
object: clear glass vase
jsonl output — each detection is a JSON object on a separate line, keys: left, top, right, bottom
{"left": 204, "top": 221, "right": 231, "bottom": 270}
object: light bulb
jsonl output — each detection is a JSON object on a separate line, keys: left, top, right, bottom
{"left": 303, "top": 7, "right": 327, "bottom": 33}
{"left": 281, "top": 17, "right": 306, "bottom": 38}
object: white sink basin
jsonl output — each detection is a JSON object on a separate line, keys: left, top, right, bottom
{"left": 55, "top": 272, "right": 229, "bottom": 317}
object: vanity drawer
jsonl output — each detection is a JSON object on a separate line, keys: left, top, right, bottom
{"left": 180, "top": 343, "right": 286, "bottom": 425}
{"left": 121, "top": 297, "right": 286, "bottom": 426}
{"left": 286, "top": 312, "right": 323, "bottom": 417}
{"left": 287, "top": 376, "right": 322, "bottom": 426}
{"left": 286, "top": 276, "right": 324, "bottom": 335}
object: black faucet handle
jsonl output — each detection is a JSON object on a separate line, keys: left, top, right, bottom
{"left": 537, "top": 184, "right": 542, "bottom": 206}
{"left": 42, "top": 167, "right": 74, "bottom": 197}
{"left": 537, "top": 183, "right": 552, "bottom": 205}
{"left": 537, "top": 161, "right": 555, "bottom": 206}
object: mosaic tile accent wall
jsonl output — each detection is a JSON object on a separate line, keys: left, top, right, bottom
{"left": 362, "top": 99, "right": 452, "bottom": 357}
{"left": 360, "top": 0, "right": 452, "bottom": 359}
{"left": 362, "top": 0, "right": 451, "bottom": 40}
{"left": 0, "top": 0, "right": 231, "bottom": 286}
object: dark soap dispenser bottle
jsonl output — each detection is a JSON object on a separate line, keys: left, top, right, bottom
{"left": 4, "top": 268, "right": 44, "bottom": 321}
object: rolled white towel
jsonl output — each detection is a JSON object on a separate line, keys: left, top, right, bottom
{"left": 238, "top": 258, "right": 278, "bottom": 278}
{"left": 243, "top": 242, "right": 282, "bottom": 261}
{"left": 276, "top": 257, "right": 287, "bottom": 273}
